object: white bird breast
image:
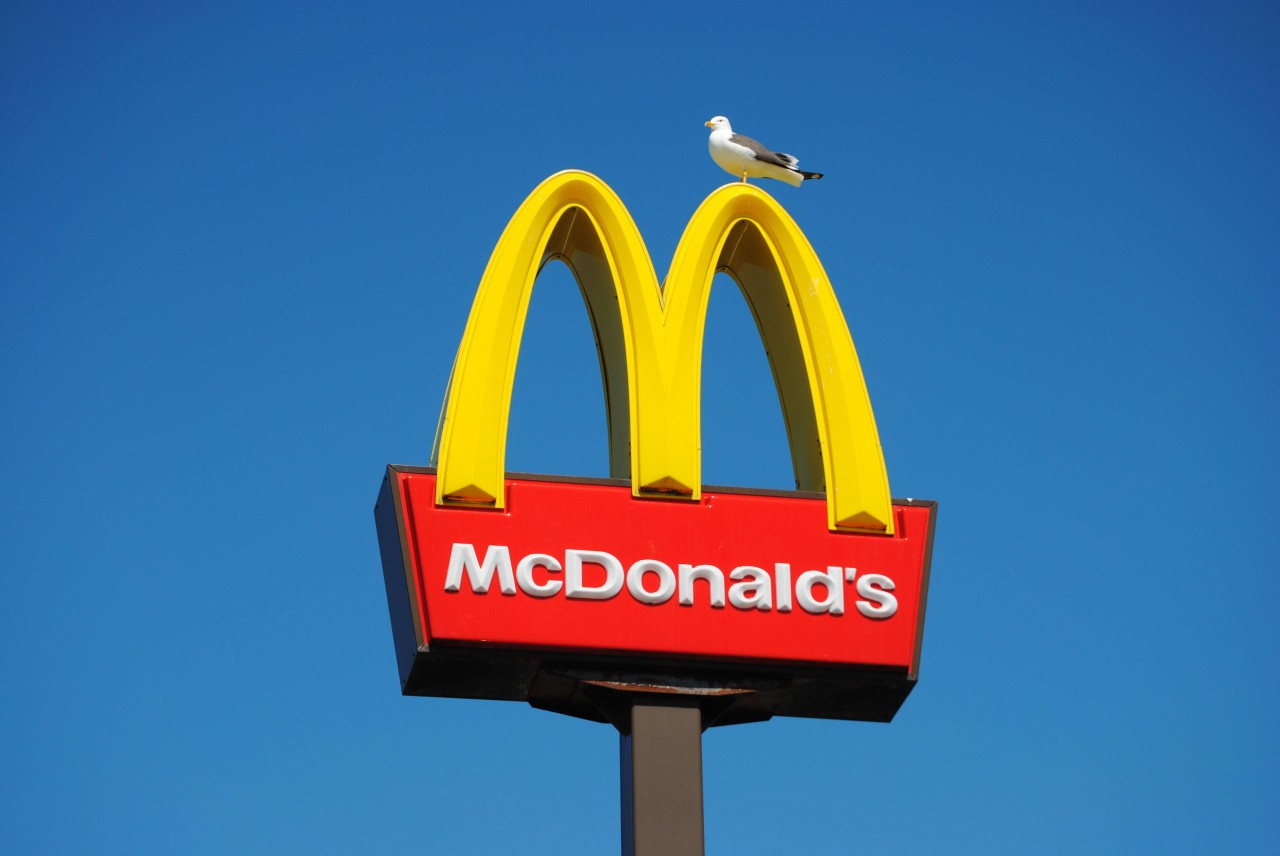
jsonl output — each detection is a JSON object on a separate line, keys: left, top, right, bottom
{"left": 708, "top": 130, "right": 751, "bottom": 171}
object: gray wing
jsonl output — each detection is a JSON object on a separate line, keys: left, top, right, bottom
{"left": 729, "top": 133, "right": 796, "bottom": 169}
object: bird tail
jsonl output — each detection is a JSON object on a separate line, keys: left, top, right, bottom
{"left": 776, "top": 151, "right": 822, "bottom": 181}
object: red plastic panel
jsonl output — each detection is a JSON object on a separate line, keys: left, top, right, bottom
{"left": 393, "top": 471, "right": 933, "bottom": 672}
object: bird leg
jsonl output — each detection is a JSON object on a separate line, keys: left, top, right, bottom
{"left": 740, "top": 170, "right": 748, "bottom": 183}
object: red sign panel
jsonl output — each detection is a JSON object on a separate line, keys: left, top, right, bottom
{"left": 381, "top": 468, "right": 935, "bottom": 677}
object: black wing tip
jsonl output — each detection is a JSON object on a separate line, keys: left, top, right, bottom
{"left": 803, "top": 171, "right": 824, "bottom": 181}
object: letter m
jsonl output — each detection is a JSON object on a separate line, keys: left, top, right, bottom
{"left": 444, "top": 544, "right": 516, "bottom": 595}
{"left": 431, "top": 170, "right": 894, "bottom": 534}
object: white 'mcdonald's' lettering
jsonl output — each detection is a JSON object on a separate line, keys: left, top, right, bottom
{"left": 444, "top": 544, "right": 898, "bottom": 619}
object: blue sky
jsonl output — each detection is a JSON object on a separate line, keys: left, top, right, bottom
{"left": 3, "top": 2, "right": 1277, "bottom": 853}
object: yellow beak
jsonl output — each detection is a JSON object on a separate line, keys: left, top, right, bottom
{"left": 705, "top": 120, "right": 715, "bottom": 128}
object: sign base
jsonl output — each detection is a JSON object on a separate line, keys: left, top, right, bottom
{"left": 376, "top": 467, "right": 936, "bottom": 725}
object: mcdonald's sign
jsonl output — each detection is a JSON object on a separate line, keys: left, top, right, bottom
{"left": 376, "top": 171, "right": 937, "bottom": 724}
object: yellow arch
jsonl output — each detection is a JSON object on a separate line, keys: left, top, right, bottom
{"left": 432, "top": 170, "right": 892, "bottom": 534}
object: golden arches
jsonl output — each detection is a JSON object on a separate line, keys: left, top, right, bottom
{"left": 432, "top": 171, "right": 892, "bottom": 533}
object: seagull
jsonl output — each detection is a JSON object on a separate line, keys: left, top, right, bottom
{"left": 705, "top": 116, "right": 824, "bottom": 187}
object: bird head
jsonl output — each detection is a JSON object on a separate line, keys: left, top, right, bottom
{"left": 705, "top": 116, "right": 731, "bottom": 131}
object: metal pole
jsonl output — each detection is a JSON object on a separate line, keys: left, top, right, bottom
{"left": 619, "top": 699, "right": 704, "bottom": 856}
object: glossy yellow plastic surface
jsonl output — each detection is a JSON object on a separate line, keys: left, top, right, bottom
{"left": 433, "top": 170, "right": 893, "bottom": 533}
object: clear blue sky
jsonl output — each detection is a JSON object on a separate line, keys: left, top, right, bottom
{"left": 3, "top": 2, "right": 1277, "bottom": 853}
